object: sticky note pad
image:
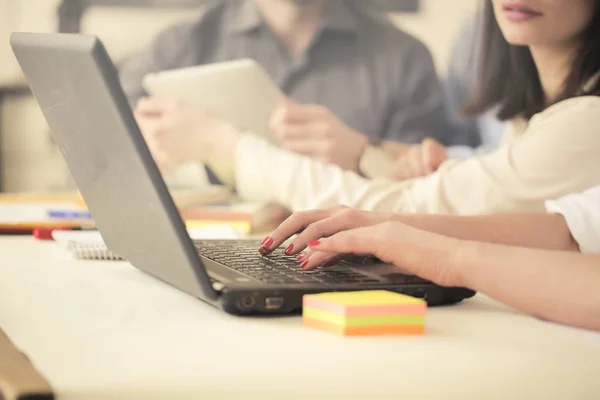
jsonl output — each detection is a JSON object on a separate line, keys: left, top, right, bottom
{"left": 302, "top": 291, "right": 426, "bottom": 336}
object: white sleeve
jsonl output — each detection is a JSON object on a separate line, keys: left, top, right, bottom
{"left": 233, "top": 134, "right": 413, "bottom": 212}
{"left": 233, "top": 98, "right": 600, "bottom": 215}
{"left": 545, "top": 186, "right": 600, "bottom": 254}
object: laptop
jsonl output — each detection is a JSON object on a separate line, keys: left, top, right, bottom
{"left": 10, "top": 33, "right": 475, "bottom": 315}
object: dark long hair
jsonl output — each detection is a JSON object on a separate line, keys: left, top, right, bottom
{"left": 463, "top": 0, "right": 600, "bottom": 121}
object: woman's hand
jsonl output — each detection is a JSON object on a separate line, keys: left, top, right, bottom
{"left": 394, "top": 138, "right": 448, "bottom": 181}
{"left": 259, "top": 206, "right": 464, "bottom": 287}
{"left": 303, "top": 221, "right": 463, "bottom": 287}
{"left": 259, "top": 205, "right": 397, "bottom": 256}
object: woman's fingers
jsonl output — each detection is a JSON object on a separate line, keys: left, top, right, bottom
{"left": 300, "top": 251, "right": 342, "bottom": 271}
{"left": 260, "top": 205, "right": 349, "bottom": 254}
{"left": 394, "top": 145, "right": 426, "bottom": 180}
{"left": 288, "top": 210, "right": 374, "bottom": 255}
{"left": 306, "top": 226, "right": 377, "bottom": 259}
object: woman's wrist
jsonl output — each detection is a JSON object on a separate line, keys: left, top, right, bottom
{"left": 447, "top": 239, "right": 485, "bottom": 289}
{"left": 424, "top": 237, "right": 471, "bottom": 288}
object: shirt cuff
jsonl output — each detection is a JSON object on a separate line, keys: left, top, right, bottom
{"left": 545, "top": 195, "right": 600, "bottom": 254}
{"left": 234, "top": 133, "right": 268, "bottom": 201}
{"left": 358, "top": 145, "right": 396, "bottom": 179}
{"left": 208, "top": 163, "right": 236, "bottom": 188}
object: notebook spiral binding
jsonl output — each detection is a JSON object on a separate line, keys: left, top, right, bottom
{"left": 66, "top": 242, "right": 123, "bottom": 261}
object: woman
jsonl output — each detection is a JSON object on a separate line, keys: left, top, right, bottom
{"left": 139, "top": 0, "right": 600, "bottom": 216}
{"left": 257, "top": 0, "right": 600, "bottom": 331}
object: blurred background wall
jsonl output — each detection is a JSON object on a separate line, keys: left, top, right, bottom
{"left": 0, "top": 0, "right": 479, "bottom": 193}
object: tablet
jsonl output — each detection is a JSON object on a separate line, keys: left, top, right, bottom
{"left": 143, "top": 59, "right": 285, "bottom": 139}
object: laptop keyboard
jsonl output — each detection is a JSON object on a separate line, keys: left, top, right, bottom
{"left": 194, "top": 240, "right": 427, "bottom": 286}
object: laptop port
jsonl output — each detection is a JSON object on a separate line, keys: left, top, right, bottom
{"left": 265, "top": 297, "right": 285, "bottom": 310}
{"left": 239, "top": 295, "right": 256, "bottom": 310}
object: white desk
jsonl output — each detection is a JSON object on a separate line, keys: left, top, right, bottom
{"left": 1, "top": 236, "right": 599, "bottom": 400}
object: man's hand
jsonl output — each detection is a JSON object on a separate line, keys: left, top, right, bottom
{"left": 134, "top": 97, "right": 240, "bottom": 169}
{"left": 394, "top": 138, "right": 448, "bottom": 181}
{"left": 269, "top": 101, "right": 368, "bottom": 171}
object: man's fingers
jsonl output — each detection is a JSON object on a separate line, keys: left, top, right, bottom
{"left": 137, "top": 118, "right": 161, "bottom": 141}
{"left": 279, "top": 138, "right": 319, "bottom": 156}
{"left": 269, "top": 103, "right": 287, "bottom": 131}
{"left": 279, "top": 102, "right": 329, "bottom": 123}
{"left": 135, "top": 97, "right": 169, "bottom": 116}
{"left": 272, "top": 124, "right": 310, "bottom": 141}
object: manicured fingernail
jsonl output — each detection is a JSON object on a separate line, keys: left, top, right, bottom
{"left": 307, "top": 240, "right": 321, "bottom": 247}
{"left": 258, "top": 246, "right": 269, "bottom": 255}
{"left": 284, "top": 244, "right": 294, "bottom": 255}
{"left": 261, "top": 237, "right": 270, "bottom": 245}
{"left": 301, "top": 260, "right": 309, "bottom": 269}
{"left": 297, "top": 254, "right": 305, "bottom": 261}
{"left": 262, "top": 237, "right": 274, "bottom": 249}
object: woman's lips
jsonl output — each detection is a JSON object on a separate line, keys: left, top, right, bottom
{"left": 502, "top": 2, "right": 543, "bottom": 22}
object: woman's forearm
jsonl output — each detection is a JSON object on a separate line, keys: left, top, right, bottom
{"left": 396, "top": 213, "right": 578, "bottom": 251}
{"left": 233, "top": 134, "right": 415, "bottom": 212}
{"left": 451, "top": 241, "right": 600, "bottom": 331}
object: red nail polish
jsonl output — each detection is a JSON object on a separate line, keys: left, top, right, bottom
{"left": 263, "top": 237, "right": 274, "bottom": 249}
{"left": 261, "top": 237, "right": 270, "bottom": 245}
{"left": 297, "top": 254, "right": 305, "bottom": 261}
{"left": 301, "top": 260, "right": 309, "bottom": 269}
{"left": 284, "top": 244, "right": 294, "bottom": 255}
{"left": 308, "top": 240, "right": 321, "bottom": 247}
{"left": 258, "top": 246, "right": 268, "bottom": 255}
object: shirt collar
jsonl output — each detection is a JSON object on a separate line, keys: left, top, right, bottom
{"left": 322, "top": 0, "right": 359, "bottom": 33}
{"left": 225, "top": 0, "right": 358, "bottom": 36}
{"left": 225, "top": 0, "right": 262, "bottom": 35}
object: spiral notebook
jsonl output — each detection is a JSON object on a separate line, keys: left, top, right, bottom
{"left": 66, "top": 241, "right": 123, "bottom": 261}
{"left": 52, "top": 226, "right": 244, "bottom": 261}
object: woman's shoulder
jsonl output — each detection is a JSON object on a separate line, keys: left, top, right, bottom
{"left": 533, "top": 96, "right": 600, "bottom": 123}
{"left": 522, "top": 95, "right": 600, "bottom": 143}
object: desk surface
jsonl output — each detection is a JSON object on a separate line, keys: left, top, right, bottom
{"left": 1, "top": 236, "right": 599, "bottom": 400}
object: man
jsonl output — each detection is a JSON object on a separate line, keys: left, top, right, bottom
{"left": 121, "top": 0, "right": 471, "bottom": 179}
